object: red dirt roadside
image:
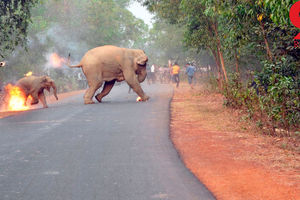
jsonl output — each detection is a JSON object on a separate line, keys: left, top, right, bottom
{"left": 0, "top": 90, "right": 84, "bottom": 119}
{"left": 170, "top": 84, "right": 299, "bottom": 200}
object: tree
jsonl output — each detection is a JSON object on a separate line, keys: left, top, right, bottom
{"left": 139, "top": 0, "right": 229, "bottom": 86}
{"left": 0, "top": 0, "right": 39, "bottom": 58}
{"left": 0, "top": 0, "right": 149, "bottom": 86}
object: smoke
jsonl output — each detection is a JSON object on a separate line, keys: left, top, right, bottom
{"left": 0, "top": 0, "right": 215, "bottom": 90}
{"left": 36, "top": 23, "right": 86, "bottom": 71}
{"left": 40, "top": 24, "right": 89, "bottom": 57}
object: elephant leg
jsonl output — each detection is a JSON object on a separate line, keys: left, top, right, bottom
{"left": 38, "top": 92, "right": 48, "bottom": 108}
{"left": 30, "top": 92, "right": 39, "bottom": 105}
{"left": 95, "top": 80, "right": 115, "bottom": 103}
{"left": 23, "top": 95, "right": 28, "bottom": 106}
{"left": 123, "top": 70, "right": 149, "bottom": 101}
{"left": 84, "top": 79, "right": 103, "bottom": 104}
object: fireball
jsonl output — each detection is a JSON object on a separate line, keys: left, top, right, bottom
{"left": 25, "top": 71, "right": 33, "bottom": 77}
{"left": 257, "top": 14, "right": 263, "bottom": 22}
{"left": 4, "top": 84, "right": 30, "bottom": 111}
{"left": 136, "top": 96, "right": 142, "bottom": 102}
{"left": 50, "top": 53, "right": 66, "bottom": 68}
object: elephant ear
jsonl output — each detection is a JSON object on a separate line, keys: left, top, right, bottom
{"left": 136, "top": 54, "right": 148, "bottom": 66}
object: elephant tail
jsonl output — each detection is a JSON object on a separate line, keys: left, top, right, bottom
{"left": 68, "top": 64, "right": 82, "bottom": 68}
{"left": 67, "top": 53, "right": 82, "bottom": 68}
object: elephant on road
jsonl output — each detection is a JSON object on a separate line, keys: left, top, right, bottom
{"left": 16, "top": 75, "right": 58, "bottom": 108}
{"left": 67, "top": 45, "right": 149, "bottom": 104}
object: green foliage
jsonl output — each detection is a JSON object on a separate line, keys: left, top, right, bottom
{"left": 139, "top": 0, "right": 182, "bottom": 24}
{"left": 0, "top": 35, "right": 48, "bottom": 82}
{"left": 224, "top": 73, "right": 260, "bottom": 119}
{"left": 146, "top": 20, "right": 185, "bottom": 64}
{"left": 84, "top": 0, "right": 147, "bottom": 47}
{"left": 256, "top": 56, "right": 299, "bottom": 89}
{"left": 55, "top": 75, "right": 79, "bottom": 93}
{"left": 144, "top": 19, "right": 212, "bottom": 67}
{"left": 29, "top": 0, "right": 148, "bottom": 47}
{"left": 0, "top": 0, "right": 149, "bottom": 90}
{"left": 0, "top": 0, "right": 39, "bottom": 58}
{"left": 255, "top": 57, "right": 300, "bottom": 133}
{"left": 224, "top": 58, "right": 300, "bottom": 135}
{"left": 224, "top": 73, "right": 245, "bottom": 108}
{"left": 259, "top": 74, "right": 299, "bottom": 132}
{"left": 262, "top": 0, "right": 298, "bottom": 25}
{"left": 140, "top": 0, "right": 299, "bottom": 136}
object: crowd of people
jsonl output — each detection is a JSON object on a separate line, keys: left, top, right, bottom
{"left": 146, "top": 60, "right": 197, "bottom": 89}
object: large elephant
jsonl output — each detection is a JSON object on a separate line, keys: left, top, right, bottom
{"left": 16, "top": 75, "right": 58, "bottom": 108}
{"left": 67, "top": 45, "right": 149, "bottom": 104}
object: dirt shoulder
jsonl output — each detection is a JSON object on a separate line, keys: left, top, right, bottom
{"left": 170, "top": 83, "right": 299, "bottom": 200}
{"left": 0, "top": 90, "right": 84, "bottom": 119}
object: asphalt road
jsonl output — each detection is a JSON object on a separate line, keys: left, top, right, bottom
{"left": 0, "top": 83, "right": 215, "bottom": 200}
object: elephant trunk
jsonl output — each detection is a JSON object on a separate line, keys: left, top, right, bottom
{"left": 51, "top": 82, "right": 58, "bottom": 100}
{"left": 137, "top": 69, "right": 147, "bottom": 83}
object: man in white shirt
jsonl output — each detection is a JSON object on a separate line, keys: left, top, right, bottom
{"left": 149, "top": 64, "right": 156, "bottom": 84}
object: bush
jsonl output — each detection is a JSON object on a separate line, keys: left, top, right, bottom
{"left": 260, "top": 76, "right": 299, "bottom": 133}
{"left": 223, "top": 73, "right": 244, "bottom": 108}
{"left": 223, "top": 57, "right": 299, "bottom": 136}
{"left": 223, "top": 73, "right": 259, "bottom": 119}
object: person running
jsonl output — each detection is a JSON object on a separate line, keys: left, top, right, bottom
{"left": 185, "top": 63, "right": 196, "bottom": 89}
{"left": 172, "top": 62, "right": 180, "bottom": 88}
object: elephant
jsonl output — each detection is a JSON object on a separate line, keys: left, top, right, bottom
{"left": 16, "top": 75, "right": 58, "bottom": 108}
{"left": 67, "top": 45, "right": 149, "bottom": 104}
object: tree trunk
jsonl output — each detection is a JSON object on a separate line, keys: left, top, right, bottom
{"left": 217, "top": 46, "right": 227, "bottom": 83}
{"left": 209, "top": 46, "right": 223, "bottom": 90}
{"left": 212, "top": 23, "right": 228, "bottom": 83}
{"left": 259, "top": 20, "right": 273, "bottom": 61}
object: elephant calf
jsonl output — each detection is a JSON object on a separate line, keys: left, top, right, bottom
{"left": 16, "top": 75, "right": 58, "bottom": 108}
{"left": 68, "top": 45, "right": 149, "bottom": 104}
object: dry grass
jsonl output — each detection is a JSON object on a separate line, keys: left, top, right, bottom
{"left": 171, "top": 83, "right": 300, "bottom": 200}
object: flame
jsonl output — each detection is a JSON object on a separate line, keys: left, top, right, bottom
{"left": 50, "top": 53, "right": 66, "bottom": 68}
{"left": 257, "top": 14, "right": 264, "bottom": 22}
{"left": 25, "top": 71, "right": 33, "bottom": 77}
{"left": 4, "top": 84, "right": 30, "bottom": 111}
{"left": 0, "top": 61, "right": 5, "bottom": 67}
{"left": 136, "top": 96, "right": 142, "bottom": 102}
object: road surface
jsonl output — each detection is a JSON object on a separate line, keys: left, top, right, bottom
{"left": 0, "top": 83, "right": 215, "bottom": 200}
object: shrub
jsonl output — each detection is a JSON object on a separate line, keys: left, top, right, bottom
{"left": 223, "top": 56, "right": 299, "bottom": 136}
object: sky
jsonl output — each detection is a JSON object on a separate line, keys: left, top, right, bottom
{"left": 127, "top": 1, "right": 154, "bottom": 27}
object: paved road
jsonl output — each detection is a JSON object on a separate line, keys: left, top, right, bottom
{"left": 0, "top": 83, "right": 215, "bottom": 200}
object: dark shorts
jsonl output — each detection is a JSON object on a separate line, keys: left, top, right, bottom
{"left": 188, "top": 76, "right": 193, "bottom": 84}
